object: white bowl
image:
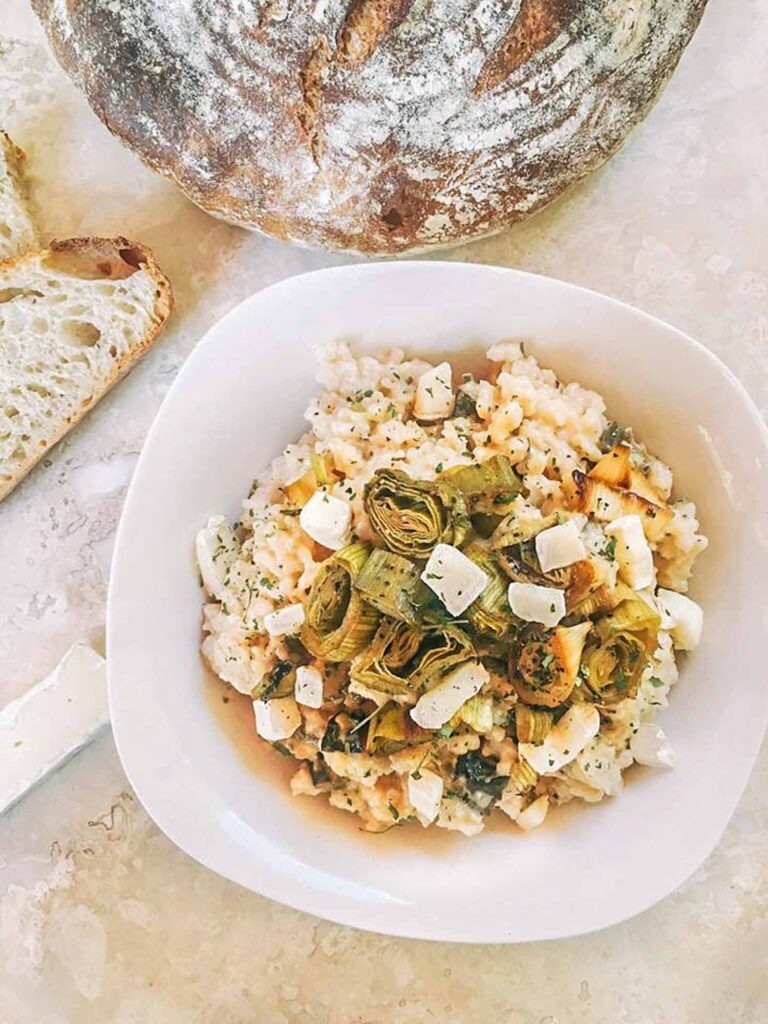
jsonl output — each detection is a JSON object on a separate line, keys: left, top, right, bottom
{"left": 108, "top": 262, "right": 768, "bottom": 943}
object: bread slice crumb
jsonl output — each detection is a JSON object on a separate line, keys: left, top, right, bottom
{"left": 0, "top": 237, "right": 173, "bottom": 500}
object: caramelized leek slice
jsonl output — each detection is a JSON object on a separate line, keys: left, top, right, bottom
{"left": 365, "top": 704, "right": 429, "bottom": 755}
{"left": 300, "top": 543, "right": 380, "bottom": 661}
{"left": 286, "top": 453, "right": 338, "bottom": 507}
{"left": 350, "top": 618, "right": 475, "bottom": 698}
{"left": 567, "top": 583, "right": 619, "bottom": 619}
{"left": 449, "top": 695, "right": 494, "bottom": 733}
{"left": 565, "top": 558, "right": 611, "bottom": 612}
{"left": 363, "top": 468, "right": 469, "bottom": 558}
{"left": 441, "top": 455, "right": 521, "bottom": 511}
{"left": 508, "top": 758, "right": 538, "bottom": 794}
{"left": 463, "top": 542, "right": 519, "bottom": 639}
{"left": 491, "top": 511, "right": 559, "bottom": 550}
{"left": 511, "top": 621, "right": 592, "bottom": 707}
{"left": 568, "top": 470, "right": 673, "bottom": 542}
{"left": 580, "top": 585, "right": 660, "bottom": 705}
{"left": 514, "top": 705, "right": 553, "bottom": 744}
{"left": 353, "top": 548, "right": 421, "bottom": 624}
{"left": 588, "top": 443, "right": 632, "bottom": 487}
{"left": 589, "top": 444, "right": 666, "bottom": 504}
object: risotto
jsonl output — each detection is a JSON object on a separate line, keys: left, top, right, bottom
{"left": 197, "top": 342, "right": 707, "bottom": 835}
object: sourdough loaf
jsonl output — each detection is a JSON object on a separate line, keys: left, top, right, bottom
{"left": 32, "top": 0, "right": 708, "bottom": 255}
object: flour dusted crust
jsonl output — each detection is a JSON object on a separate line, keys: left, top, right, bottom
{"left": 32, "top": 0, "right": 708, "bottom": 255}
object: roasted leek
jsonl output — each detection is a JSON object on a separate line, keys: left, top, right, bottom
{"left": 365, "top": 704, "right": 429, "bottom": 755}
{"left": 463, "top": 541, "right": 519, "bottom": 639}
{"left": 363, "top": 468, "right": 469, "bottom": 558}
{"left": 512, "top": 621, "right": 592, "bottom": 707}
{"left": 568, "top": 470, "right": 673, "bottom": 542}
{"left": 581, "top": 585, "right": 660, "bottom": 704}
{"left": 300, "top": 543, "right": 380, "bottom": 661}
{"left": 353, "top": 548, "right": 421, "bottom": 624}
{"left": 441, "top": 455, "right": 521, "bottom": 512}
{"left": 514, "top": 705, "right": 553, "bottom": 744}
{"left": 350, "top": 618, "right": 475, "bottom": 698}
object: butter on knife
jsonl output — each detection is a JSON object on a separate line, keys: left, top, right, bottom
{"left": 0, "top": 643, "right": 108, "bottom": 815}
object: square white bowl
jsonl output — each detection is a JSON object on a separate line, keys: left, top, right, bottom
{"left": 108, "top": 262, "right": 768, "bottom": 943}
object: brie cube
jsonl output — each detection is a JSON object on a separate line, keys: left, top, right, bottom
{"left": 507, "top": 582, "right": 566, "bottom": 627}
{"left": 263, "top": 602, "right": 305, "bottom": 638}
{"left": 421, "top": 543, "right": 488, "bottom": 616}
{"left": 519, "top": 704, "right": 600, "bottom": 775}
{"left": 605, "top": 514, "right": 654, "bottom": 589}
{"left": 535, "top": 520, "right": 586, "bottom": 573}
{"left": 253, "top": 697, "right": 301, "bottom": 741}
{"left": 299, "top": 490, "right": 351, "bottom": 550}
{"left": 414, "top": 361, "right": 454, "bottom": 421}
{"left": 630, "top": 722, "right": 676, "bottom": 768}
{"left": 656, "top": 589, "right": 703, "bottom": 651}
{"left": 295, "top": 665, "right": 323, "bottom": 708}
{"left": 410, "top": 661, "right": 489, "bottom": 730}
{"left": 515, "top": 794, "right": 549, "bottom": 832}
{"left": 408, "top": 768, "right": 444, "bottom": 825}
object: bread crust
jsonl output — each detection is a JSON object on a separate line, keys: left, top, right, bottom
{"left": 31, "top": 1, "right": 708, "bottom": 254}
{"left": 0, "top": 237, "right": 173, "bottom": 501}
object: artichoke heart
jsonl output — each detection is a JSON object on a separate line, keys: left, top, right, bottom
{"left": 511, "top": 621, "right": 592, "bottom": 707}
{"left": 568, "top": 470, "right": 673, "bottom": 542}
{"left": 581, "top": 585, "right": 660, "bottom": 704}
{"left": 300, "top": 542, "right": 380, "bottom": 661}
{"left": 365, "top": 704, "right": 430, "bottom": 755}
{"left": 514, "top": 705, "right": 553, "bottom": 744}
{"left": 441, "top": 455, "right": 522, "bottom": 512}
{"left": 363, "top": 468, "right": 469, "bottom": 558}
{"left": 353, "top": 548, "right": 421, "bottom": 624}
{"left": 350, "top": 618, "right": 475, "bottom": 699}
{"left": 463, "top": 541, "right": 520, "bottom": 639}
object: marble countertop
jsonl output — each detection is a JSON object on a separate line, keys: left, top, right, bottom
{"left": 1, "top": 1, "right": 766, "bottom": 1020}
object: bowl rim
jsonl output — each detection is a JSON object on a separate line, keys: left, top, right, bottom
{"left": 107, "top": 260, "right": 768, "bottom": 943}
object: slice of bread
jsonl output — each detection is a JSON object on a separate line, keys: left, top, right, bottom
{"left": 0, "top": 132, "right": 39, "bottom": 261}
{"left": 0, "top": 237, "right": 173, "bottom": 500}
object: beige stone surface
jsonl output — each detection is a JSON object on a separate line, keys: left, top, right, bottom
{"left": 0, "top": 1, "right": 766, "bottom": 1020}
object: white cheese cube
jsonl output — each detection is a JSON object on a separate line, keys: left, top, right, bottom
{"left": 515, "top": 794, "right": 549, "bottom": 832}
{"left": 421, "top": 543, "right": 488, "bottom": 616}
{"left": 410, "top": 661, "right": 489, "bottom": 730}
{"left": 253, "top": 697, "right": 301, "bottom": 741}
{"left": 295, "top": 665, "right": 323, "bottom": 708}
{"left": 299, "top": 490, "right": 351, "bottom": 550}
{"left": 605, "top": 513, "right": 654, "bottom": 590}
{"left": 507, "top": 582, "right": 566, "bottom": 627}
{"left": 414, "top": 361, "right": 454, "bottom": 421}
{"left": 630, "top": 722, "right": 676, "bottom": 768}
{"left": 196, "top": 515, "right": 238, "bottom": 604}
{"left": 263, "top": 603, "right": 305, "bottom": 637}
{"left": 535, "top": 520, "right": 586, "bottom": 573}
{"left": 519, "top": 705, "right": 600, "bottom": 775}
{"left": 408, "top": 768, "right": 444, "bottom": 825}
{"left": 655, "top": 589, "right": 703, "bottom": 651}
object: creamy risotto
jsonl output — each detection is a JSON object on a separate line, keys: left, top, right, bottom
{"left": 197, "top": 342, "right": 707, "bottom": 835}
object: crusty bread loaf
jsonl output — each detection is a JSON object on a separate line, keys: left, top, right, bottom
{"left": 0, "top": 238, "right": 172, "bottom": 500}
{"left": 31, "top": 0, "right": 708, "bottom": 254}
{"left": 0, "top": 132, "right": 38, "bottom": 262}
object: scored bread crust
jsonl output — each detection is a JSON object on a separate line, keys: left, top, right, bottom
{"left": 0, "top": 237, "right": 173, "bottom": 500}
{"left": 31, "top": 0, "right": 708, "bottom": 255}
